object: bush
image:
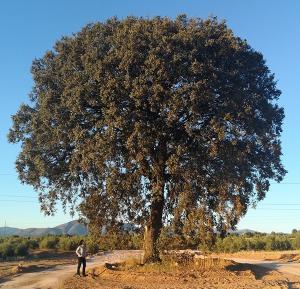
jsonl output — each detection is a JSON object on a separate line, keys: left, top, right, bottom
{"left": 213, "top": 233, "right": 296, "bottom": 253}
{"left": 27, "top": 239, "right": 39, "bottom": 249}
{"left": 86, "top": 239, "right": 99, "bottom": 254}
{"left": 215, "top": 236, "right": 242, "bottom": 253}
{"left": 39, "top": 236, "right": 59, "bottom": 249}
{"left": 128, "top": 234, "right": 143, "bottom": 250}
{"left": 158, "top": 229, "right": 190, "bottom": 251}
{"left": 14, "top": 243, "right": 29, "bottom": 256}
{"left": 0, "top": 242, "right": 15, "bottom": 258}
{"left": 97, "top": 233, "right": 142, "bottom": 251}
{"left": 292, "top": 233, "right": 300, "bottom": 249}
{"left": 58, "top": 236, "right": 79, "bottom": 251}
{"left": 265, "top": 236, "right": 292, "bottom": 251}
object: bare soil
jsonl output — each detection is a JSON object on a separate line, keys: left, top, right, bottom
{"left": 2, "top": 250, "right": 300, "bottom": 289}
{"left": 0, "top": 250, "right": 141, "bottom": 289}
{"left": 0, "top": 250, "right": 75, "bottom": 283}
{"left": 216, "top": 250, "right": 300, "bottom": 261}
{"left": 62, "top": 257, "right": 300, "bottom": 289}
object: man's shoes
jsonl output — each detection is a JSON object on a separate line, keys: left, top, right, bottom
{"left": 74, "top": 272, "right": 87, "bottom": 277}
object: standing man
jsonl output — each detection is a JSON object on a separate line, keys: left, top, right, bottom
{"left": 76, "top": 240, "right": 87, "bottom": 276}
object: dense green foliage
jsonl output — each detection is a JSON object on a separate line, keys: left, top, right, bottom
{"left": 9, "top": 15, "right": 286, "bottom": 261}
{"left": 0, "top": 235, "right": 86, "bottom": 259}
{"left": 58, "top": 236, "right": 81, "bottom": 251}
{"left": 39, "top": 236, "right": 60, "bottom": 249}
{"left": 214, "top": 234, "right": 292, "bottom": 252}
{"left": 158, "top": 231, "right": 300, "bottom": 253}
{"left": 0, "top": 237, "right": 29, "bottom": 259}
{"left": 97, "top": 233, "right": 143, "bottom": 251}
{"left": 0, "top": 231, "right": 300, "bottom": 260}
{"left": 0, "top": 233, "right": 142, "bottom": 259}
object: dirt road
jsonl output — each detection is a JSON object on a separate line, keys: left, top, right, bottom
{"left": 0, "top": 250, "right": 142, "bottom": 289}
{"left": 1, "top": 251, "right": 300, "bottom": 289}
{"left": 230, "top": 257, "right": 300, "bottom": 276}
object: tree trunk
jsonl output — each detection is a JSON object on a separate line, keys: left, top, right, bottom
{"left": 143, "top": 193, "right": 164, "bottom": 263}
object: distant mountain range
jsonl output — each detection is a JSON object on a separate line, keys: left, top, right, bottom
{"left": 231, "top": 229, "right": 257, "bottom": 235}
{"left": 0, "top": 220, "right": 88, "bottom": 236}
{"left": 0, "top": 220, "right": 257, "bottom": 237}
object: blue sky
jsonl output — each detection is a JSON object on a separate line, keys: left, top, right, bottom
{"left": 0, "top": 0, "right": 299, "bottom": 232}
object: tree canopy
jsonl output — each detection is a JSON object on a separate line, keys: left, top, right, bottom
{"left": 8, "top": 15, "right": 286, "bottom": 261}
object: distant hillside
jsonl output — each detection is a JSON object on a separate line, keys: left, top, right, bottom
{"left": 229, "top": 229, "right": 258, "bottom": 235}
{"left": 0, "top": 221, "right": 257, "bottom": 237}
{"left": 0, "top": 220, "right": 88, "bottom": 236}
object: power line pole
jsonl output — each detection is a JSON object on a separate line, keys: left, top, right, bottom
{"left": 4, "top": 220, "right": 6, "bottom": 236}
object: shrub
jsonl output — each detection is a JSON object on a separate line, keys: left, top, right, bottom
{"left": 158, "top": 229, "right": 187, "bottom": 251}
{"left": 292, "top": 233, "right": 300, "bottom": 249}
{"left": 86, "top": 239, "right": 99, "bottom": 254}
{"left": 128, "top": 234, "right": 143, "bottom": 250}
{"left": 0, "top": 242, "right": 15, "bottom": 258}
{"left": 91, "top": 231, "right": 143, "bottom": 251}
{"left": 14, "top": 243, "right": 29, "bottom": 256}
{"left": 39, "top": 236, "right": 59, "bottom": 249}
{"left": 265, "top": 236, "right": 292, "bottom": 251}
{"left": 58, "top": 236, "right": 79, "bottom": 251}
{"left": 27, "top": 239, "right": 39, "bottom": 249}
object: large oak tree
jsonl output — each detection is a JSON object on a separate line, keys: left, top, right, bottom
{"left": 9, "top": 16, "right": 286, "bottom": 262}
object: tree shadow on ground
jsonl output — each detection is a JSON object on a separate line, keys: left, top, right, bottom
{"left": 226, "top": 263, "right": 275, "bottom": 280}
{"left": 0, "top": 275, "right": 11, "bottom": 285}
{"left": 287, "top": 282, "right": 300, "bottom": 289}
{"left": 226, "top": 263, "right": 300, "bottom": 289}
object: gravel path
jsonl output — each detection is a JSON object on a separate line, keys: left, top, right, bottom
{"left": 0, "top": 250, "right": 142, "bottom": 289}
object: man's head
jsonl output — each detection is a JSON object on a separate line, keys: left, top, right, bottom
{"left": 79, "top": 239, "right": 85, "bottom": 246}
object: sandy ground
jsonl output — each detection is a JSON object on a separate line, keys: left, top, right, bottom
{"left": 219, "top": 251, "right": 300, "bottom": 277}
{"left": 1, "top": 250, "right": 300, "bottom": 289}
{"left": 217, "top": 250, "right": 300, "bottom": 261}
{"left": 63, "top": 258, "right": 300, "bottom": 289}
{"left": 0, "top": 251, "right": 75, "bottom": 282}
{"left": 0, "top": 250, "right": 141, "bottom": 289}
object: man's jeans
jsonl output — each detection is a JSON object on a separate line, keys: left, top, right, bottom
{"left": 77, "top": 257, "right": 86, "bottom": 275}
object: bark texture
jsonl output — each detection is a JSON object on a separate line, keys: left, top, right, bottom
{"left": 143, "top": 195, "right": 164, "bottom": 262}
